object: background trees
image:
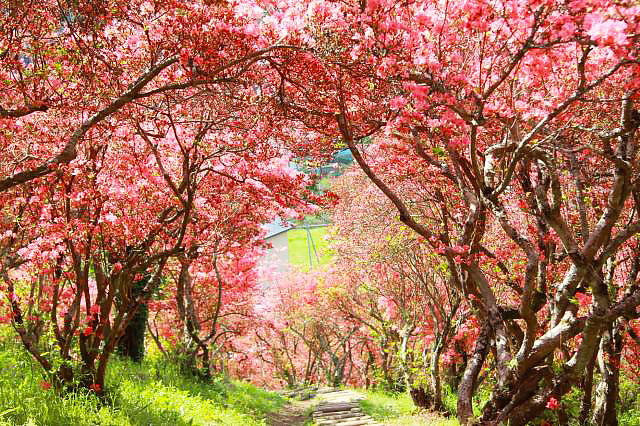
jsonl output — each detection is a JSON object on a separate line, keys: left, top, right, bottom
{"left": 1, "top": 0, "right": 316, "bottom": 393}
{"left": 329, "top": 167, "right": 467, "bottom": 410}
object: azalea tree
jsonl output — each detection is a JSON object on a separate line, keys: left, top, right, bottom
{"left": 247, "top": 269, "right": 368, "bottom": 389}
{"left": 0, "top": 0, "right": 305, "bottom": 192}
{"left": 267, "top": 1, "right": 640, "bottom": 424}
{"left": 329, "top": 167, "right": 471, "bottom": 409}
{"left": 249, "top": 269, "right": 331, "bottom": 388}
{"left": 147, "top": 174, "right": 310, "bottom": 380}
{"left": 3, "top": 2, "right": 640, "bottom": 424}
{"left": 280, "top": 271, "right": 361, "bottom": 388}
{"left": 0, "top": 0, "right": 321, "bottom": 393}
{"left": 148, "top": 247, "right": 262, "bottom": 378}
{"left": 251, "top": 316, "right": 316, "bottom": 388}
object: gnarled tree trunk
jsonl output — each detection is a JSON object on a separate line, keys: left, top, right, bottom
{"left": 592, "top": 320, "right": 624, "bottom": 426}
{"left": 457, "top": 322, "right": 490, "bottom": 425}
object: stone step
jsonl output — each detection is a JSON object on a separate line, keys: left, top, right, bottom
{"left": 315, "top": 420, "right": 379, "bottom": 426}
{"left": 317, "top": 387, "right": 339, "bottom": 394}
{"left": 303, "top": 388, "right": 380, "bottom": 426}
{"left": 316, "top": 409, "right": 361, "bottom": 416}
{"left": 315, "top": 421, "right": 380, "bottom": 426}
{"left": 318, "top": 390, "right": 362, "bottom": 396}
{"left": 313, "top": 409, "right": 364, "bottom": 416}
{"left": 314, "top": 410, "right": 362, "bottom": 417}
{"left": 321, "top": 398, "right": 362, "bottom": 402}
{"left": 337, "top": 420, "right": 380, "bottom": 426}
{"left": 319, "top": 398, "right": 360, "bottom": 402}
{"left": 313, "top": 412, "right": 369, "bottom": 420}
{"left": 319, "top": 391, "right": 362, "bottom": 398}
{"left": 314, "top": 408, "right": 360, "bottom": 416}
{"left": 315, "top": 403, "right": 359, "bottom": 412}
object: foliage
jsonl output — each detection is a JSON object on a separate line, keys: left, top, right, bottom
{"left": 618, "top": 376, "right": 640, "bottom": 426}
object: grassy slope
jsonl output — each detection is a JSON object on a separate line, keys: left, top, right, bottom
{"left": 0, "top": 333, "right": 285, "bottom": 426}
{"left": 358, "top": 389, "right": 459, "bottom": 426}
{"left": 287, "top": 228, "right": 332, "bottom": 270}
{"left": 358, "top": 384, "right": 640, "bottom": 426}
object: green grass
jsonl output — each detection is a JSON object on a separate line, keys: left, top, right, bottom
{"left": 288, "top": 227, "right": 332, "bottom": 270}
{"left": 358, "top": 388, "right": 415, "bottom": 419}
{"left": 357, "top": 389, "right": 459, "bottom": 426}
{"left": 0, "top": 332, "right": 286, "bottom": 425}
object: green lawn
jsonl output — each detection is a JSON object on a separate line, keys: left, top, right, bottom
{"left": 0, "top": 330, "right": 286, "bottom": 426}
{"left": 287, "top": 227, "right": 332, "bottom": 270}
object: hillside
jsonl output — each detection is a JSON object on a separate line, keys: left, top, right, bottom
{"left": 0, "top": 330, "right": 285, "bottom": 426}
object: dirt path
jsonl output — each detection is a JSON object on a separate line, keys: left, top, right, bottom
{"left": 267, "top": 388, "right": 382, "bottom": 426}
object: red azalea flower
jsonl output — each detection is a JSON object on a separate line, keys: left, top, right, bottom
{"left": 40, "top": 381, "right": 51, "bottom": 390}
{"left": 83, "top": 326, "right": 94, "bottom": 336}
{"left": 517, "top": 199, "right": 528, "bottom": 210}
{"left": 546, "top": 396, "right": 559, "bottom": 410}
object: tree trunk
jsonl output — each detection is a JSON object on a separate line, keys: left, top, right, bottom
{"left": 399, "top": 329, "right": 426, "bottom": 407}
{"left": 117, "top": 277, "right": 149, "bottom": 362}
{"left": 592, "top": 321, "right": 623, "bottom": 426}
{"left": 457, "top": 322, "right": 490, "bottom": 425}
{"left": 399, "top": 331, "right": 412, "bottom": 390}
{"left": 380, "top": 339, "right": 395, "bottom": 391}
{"left": 430, "top": 341, "right": 444, "bottom": 411}
{"left": 579, "top": 348, "right": 598, "bottom": 423}
{"left": 446, "top": 340, "right": 468, "bottom": 391}
{"left": 410, "top": 387, "right": 432, "bottom": 408}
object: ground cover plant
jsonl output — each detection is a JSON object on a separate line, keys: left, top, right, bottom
{"left": 0, "top": 327, "right": 285, "bottom": 425}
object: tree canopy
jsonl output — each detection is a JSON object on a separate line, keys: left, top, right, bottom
{"left": 1, "top": 1, "right": 639, "bottom": 424}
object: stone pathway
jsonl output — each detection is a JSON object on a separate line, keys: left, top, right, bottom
{"left": 311, "top": 388, "right": 381, "bottom": 426}
{"left": 268, "top": 387, "right": 382, "bottom": 426}
{"left": 270, "top": 386, "right": 451, "bottom": 426}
